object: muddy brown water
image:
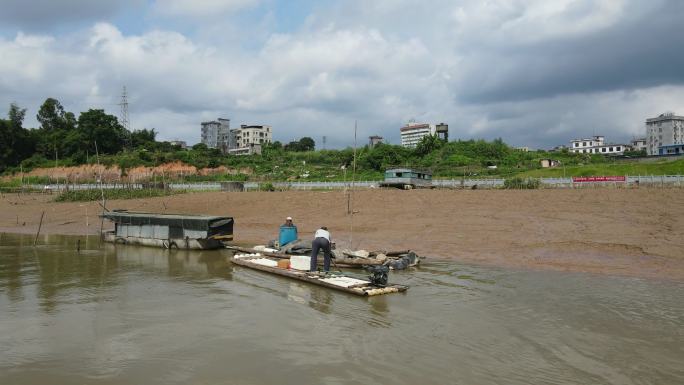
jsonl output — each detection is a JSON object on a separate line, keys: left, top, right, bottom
{"left": 1, "top": 233, "right": 682, "bottom": 385}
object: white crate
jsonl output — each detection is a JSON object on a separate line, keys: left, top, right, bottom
{"left": 290, "top": 255, "right": 311, "bottom": 271}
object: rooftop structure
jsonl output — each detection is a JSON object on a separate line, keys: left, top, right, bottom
{"left": 435, "top": 123, "right": 449, "bottom": 141}
{"left": 369, "top": 135, "right": 384, "bottom": 147}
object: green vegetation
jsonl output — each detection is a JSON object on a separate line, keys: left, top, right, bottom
{"left": 55, "top": 188, "right": 181, "bottom": 202}
{"left": 503, "top": 177, "right": 541, "bottom": 189}
{"left": 258, "top": 182, "right": 276, "bottom": 191}
{"left": 518, "top": 158, "right": 684, "bottom": 178}
{"left": 2, "top": 98, "right": 682, "bottom": 183}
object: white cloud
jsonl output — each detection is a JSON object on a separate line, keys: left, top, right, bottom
{"left": 451, "top": 0, "right": 629, "bottom": 45}
{"left": 1, "top": 0, "right": 683, "bottom": 150}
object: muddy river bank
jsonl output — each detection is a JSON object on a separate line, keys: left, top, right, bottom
{"left": 1, "top": 189, "right": 684, "bottom": 280}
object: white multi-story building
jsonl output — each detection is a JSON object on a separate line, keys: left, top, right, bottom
{"left": 233, "top": 125, "right": 272, "bottom": 147}
{"left": 400, "top": 123, "right": 435, "bottom": 148}
{"left": 569, "top": 135, "right": 627, "bottom": 155}
{"left": 201, "top": 119, "right": 273, "bottom": 155}
{"left": 215, "top": 124, "right": 273, "bottom": 155}
{"left": 399, "top": 122, "right": 449, "bottom": 148}
{"left": 646, "top": 112, "right": 684, "bottom": 156}
{"left": 201, "top": 118, "right": 230, "bottom": 151}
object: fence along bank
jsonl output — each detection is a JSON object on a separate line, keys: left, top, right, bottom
{"left": 101, "top": 210, "right": 234, "bottom": 250}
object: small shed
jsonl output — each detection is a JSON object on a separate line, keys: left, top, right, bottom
{"left": 540, "top": 159, "right": 560, "bottom": 168}
{"left": 381, "top": 168, "right": 433, "bottom": 189}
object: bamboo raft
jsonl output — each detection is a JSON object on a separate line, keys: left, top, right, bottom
{"left": 231, "top": 255, "right": 409, "bottom": 296}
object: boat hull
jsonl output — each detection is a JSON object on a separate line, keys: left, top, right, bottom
{"left": 103, "top": 231, "right": 224, "bottom": 250}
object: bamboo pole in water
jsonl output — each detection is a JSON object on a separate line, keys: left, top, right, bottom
{"left": 349, "top": 121, "right": 357, "bottom": 249}
{"left": 33, "top": 211, "right": 45, "bottom": 247}
{"left": 95, "top": 141, "right": 106, "bottom": 243}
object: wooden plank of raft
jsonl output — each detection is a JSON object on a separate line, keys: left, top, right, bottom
{"left": 232, "top": 257, "right": 368, "bottom": 296}
{"left": 231, "top": 257, "right": 408, "bottom": 296}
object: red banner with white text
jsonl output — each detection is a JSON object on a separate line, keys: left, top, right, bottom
{"left": 572, "top": 176, "right": 626, "bottom": 183}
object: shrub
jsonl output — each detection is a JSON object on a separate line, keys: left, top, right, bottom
{"left": 503, "top": 177, "right": 540, "bottom": 189}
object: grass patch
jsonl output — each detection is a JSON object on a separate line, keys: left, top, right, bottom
{"left": 55, "top": 188, "right": 181, "bottom": 202}
{"left": 516, "top": 158, "right": 684, "bottom": 178}
{"left": 503, "top": 177, "right": 541, "bottom": 189}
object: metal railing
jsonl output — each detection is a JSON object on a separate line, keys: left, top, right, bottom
{"left": 18, "top": 175, "right": 684, "bottom": 192}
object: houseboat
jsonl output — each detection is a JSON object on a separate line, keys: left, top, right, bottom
{"left": 380, "top": 168, "right": 433, "bottom": 189}
{"left": 101, "top": 210, "right": 233, "bottom": 250}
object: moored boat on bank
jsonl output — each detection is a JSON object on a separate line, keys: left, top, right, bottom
{"left": 101, "top": 210, "right": 233, "bottom": 250}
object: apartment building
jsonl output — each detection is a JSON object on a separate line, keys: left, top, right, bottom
{"left": 646, "top": 112, "right": 684, "bottom": 155}
{"left": 399, "top": 122, "right": 448, "bottom": 148}
{"left": 200, "top": 118, "right": 230, "bottom": 150}
{"left": 233, "top": 125, "right": 273, "bottom": 147}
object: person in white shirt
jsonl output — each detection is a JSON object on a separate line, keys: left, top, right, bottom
{"left": 310, "top": 226, "right": 332, "bottom": 272}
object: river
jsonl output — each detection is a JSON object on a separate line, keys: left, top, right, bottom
{"left": 1, "top": 233, "right": 682, "bottom": 384}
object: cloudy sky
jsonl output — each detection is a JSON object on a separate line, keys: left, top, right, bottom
{"left": 1, "top": 0, "right": 683, "bottom": 149}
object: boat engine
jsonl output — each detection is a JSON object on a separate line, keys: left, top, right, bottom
{"left": 367, "top": 265, "right": 389, "bottom": 286}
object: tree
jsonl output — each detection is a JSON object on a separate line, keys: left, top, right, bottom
{"left": 299, "top": 137, "right": 315, "bottom": 151}
{"left": 8, "top": 102, "right": 26, "bottom": 129}
{"left": 0, "top": 118, "right": 35, "bottom": 172}
{"left": 131, "top": 128, "right": 157, "bottom": 149}
{"left": 360, "top": 143, "right": 412, "bottom": 171}
{"left": 74, "top": 109, "right": 127, "bottom": 156}
{"left": 35, "top": 98, "right": 77, "bottom": 159}
{"left": 36, "top": 98, "right": 74, "bottom": 132}
{"left": 415, "top": 134, "right": 444, "bottom": 157}
{"left": 0, "top": 103, "right": 36, "bottom": 171}
{"left": 284, "top": 137, "right": 316, "bottom": 152}
{"left": 284, "top": 140, "right": 303, "bottom": 151}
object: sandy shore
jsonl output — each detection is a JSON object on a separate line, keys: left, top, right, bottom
{"left": 1, "top": 189, "right": 683, "bottom": 280}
